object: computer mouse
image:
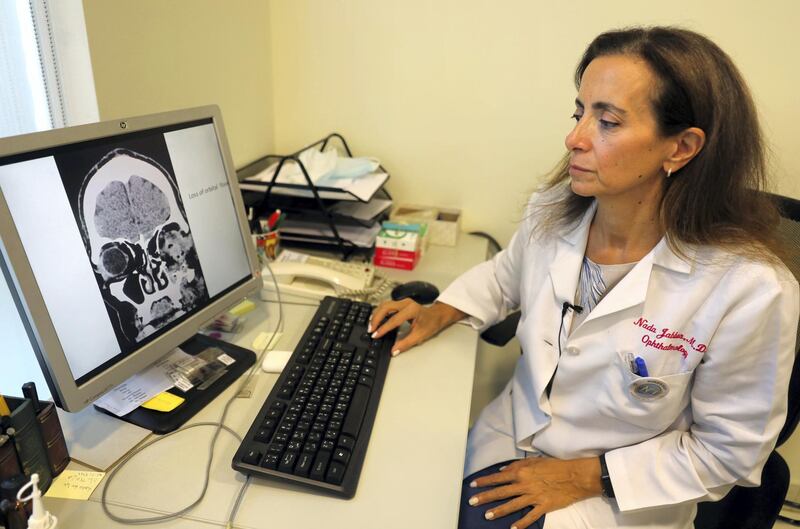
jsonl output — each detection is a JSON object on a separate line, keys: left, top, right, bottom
{"left": 391, "top": 281, "right": 440, "bottom": 305}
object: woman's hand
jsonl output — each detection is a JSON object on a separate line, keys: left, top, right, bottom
{"left": 467, "top": 457, "right": 603, "bottom": 528}
{"left": 369, "top": 299, "right": 466, "bottom": 356}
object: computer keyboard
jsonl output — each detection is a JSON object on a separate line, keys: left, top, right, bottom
{"left": 232, "top": 296, "right": 397, "bottom": 498}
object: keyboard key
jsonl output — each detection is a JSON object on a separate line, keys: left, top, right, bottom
{"left": 254, "top": 428, "right": 273, "bottom": 443}
{"left": 332, "top": 447, "right": 350, "bottom": 466}
{"left": 311, "top": 450, "right": 331, "bottom": 481}
{"left": 279, "top": 450, "right": 299, "bottom": 473}
{"left": 242, "top": 449, "right": 261, "bottom": 465}
{"left": 338, "top": 435, "right": 355, "bottom": 451}
{"left": 295, "top": 452, "right": 314, "bottom": 477}
{"left": 326, "top": 462, "right": 346, "bottom": 485}
{"left": 342, "top": 384, "right": 370, "bottom": 438}
{"left": 261, "top": 453, "right": 280, "bottom": 469}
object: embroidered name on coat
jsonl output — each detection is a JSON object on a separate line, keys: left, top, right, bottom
{"left": 633, "top": 318, "right": 707, "bottom": 358}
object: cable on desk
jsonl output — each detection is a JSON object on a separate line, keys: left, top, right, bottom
{"left": 101, "top": 422, "right": 241, "bottom": 524}
{"left": 468, "top": 231, "right": 502, "bottom": 255}
{"left": 100, "top": 263, "right": 286, "bottom": 527}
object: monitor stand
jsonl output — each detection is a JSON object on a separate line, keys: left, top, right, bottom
{"left": 94, "top": 333, "right": 256, "bottom": 434}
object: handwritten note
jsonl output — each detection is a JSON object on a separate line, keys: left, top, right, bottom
{"left": 45, "top": 470, "right": 105, "bottom": 500}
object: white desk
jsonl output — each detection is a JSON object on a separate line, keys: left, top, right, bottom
{"left": 48, "top": 235, "right": 488, "bottom": 528}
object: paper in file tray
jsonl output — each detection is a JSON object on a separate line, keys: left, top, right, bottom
{"left": 240, "top": 169, "right": 389, "bottom": 203}
{"left": 279, "top": 218, "right": 382, "bottom": 248}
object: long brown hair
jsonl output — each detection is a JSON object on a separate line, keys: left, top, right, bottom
{"left": 537, "top": 27, "right": 780, "bottom": 260}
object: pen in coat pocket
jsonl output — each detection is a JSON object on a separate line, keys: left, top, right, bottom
{"left": 635, "top": 356, "right": 649, "bottom": 377}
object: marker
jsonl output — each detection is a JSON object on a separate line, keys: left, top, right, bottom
{"left": 635, "top": 356, "right": 649, "bottom": 377}
{"left": 267, "top": 209, "right": 282, "bottom": 231}
{"left": 0, "top": 395, "right": 10, "bottom": 417}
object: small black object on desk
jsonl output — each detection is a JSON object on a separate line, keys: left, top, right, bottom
{"left": 391, "top": 281, "right": 440, "bottom": 305}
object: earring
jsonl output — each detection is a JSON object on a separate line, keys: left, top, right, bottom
{"left": 666, "top": 168, "right": 673, "bottom": 178}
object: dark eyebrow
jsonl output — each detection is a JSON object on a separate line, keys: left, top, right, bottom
{"left": 574, "top": 98, "right": 627, "bottom": 115}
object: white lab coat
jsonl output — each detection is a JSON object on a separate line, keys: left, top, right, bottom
{"left": 438, "top": 191, "right": 799, "bottom": 529}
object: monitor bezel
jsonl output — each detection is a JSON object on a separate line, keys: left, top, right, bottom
{"left": 0, "top": 105, "right": 261, "bottom": 411}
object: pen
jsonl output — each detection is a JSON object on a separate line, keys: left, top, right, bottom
{"left": 0, "top": 395, "right": 10, "bottom": 417}
{"left": 635, "top": 356, "right": 649, "bottom": 377}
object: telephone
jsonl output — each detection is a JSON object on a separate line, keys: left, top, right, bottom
{"left": 260, "top": 251, "right": 395, "bottom": 303}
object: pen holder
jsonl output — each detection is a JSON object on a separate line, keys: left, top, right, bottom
{"left": 5, "top": 396, "right": 70, "bottom": 492}
{"left": 4, "top": 399, "right": 52, "bottom": 493}
{"left": 253, "top": 230, "right": 280, "bottom": 267}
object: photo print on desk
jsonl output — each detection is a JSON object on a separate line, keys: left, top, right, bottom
{"left": 55, "top": 137, "right": 209, "bottom": 349}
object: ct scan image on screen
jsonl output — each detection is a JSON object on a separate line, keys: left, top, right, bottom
{"left": 54, "top": 135, "right": 210, "bottom": 350}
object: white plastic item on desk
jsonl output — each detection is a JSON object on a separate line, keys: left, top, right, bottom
{"left": 261, "top": 350, "right": 293, "bottom": 373}
{"left": 17, "top": 473, "right": 57, "bottom": 529}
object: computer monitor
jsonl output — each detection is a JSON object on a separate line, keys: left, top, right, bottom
{"left": 0, "top": 106, "right": 261, "bottom": 429}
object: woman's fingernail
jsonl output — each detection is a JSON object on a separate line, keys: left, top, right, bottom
{"left": 468, "top": 496, "right": 478, "bottom": 506}
{"left": 367, "top": 323, "right": 372, "bottom": 333}
{"left": 391, "top": 350, "right": 400, "bottom": 357}
{"left": 469, "top": 480, "right": 477, "bottom": 488}
{"left": 485, "top": 511, "right": 494, "bottom": 520}
{"left": 499, "top": 465, "right": 507, "bottom": 471}
{"left": 371, "top": 331, "right": 378, "bottom": 338}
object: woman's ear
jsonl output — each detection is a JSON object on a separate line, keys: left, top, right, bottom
{"left": 665, "top": 127, "right": 706, "bottom": 173}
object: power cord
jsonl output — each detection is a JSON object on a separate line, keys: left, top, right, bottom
{"left": 101, "top": 263, "right": 286, "bottom": 527}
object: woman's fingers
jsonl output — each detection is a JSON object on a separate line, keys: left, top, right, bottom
{"left": 467, "top": 484, "right": 520, "bottom": 507}
{"left": 509, "top": 505, "right": 546, "bottom": 529}
{"left": 370, "top": 300, "right": 463, "bottom": 356}
{"left": 390, "top": 319, "right": 438, "bottom": 354}
{"left": 470, "top": 467, "right": 515, "bottom": 489}
{"left": 480, "top": 495, "right": 531, "bottom": 522}
{"left": 369, "top": 299, "right": 418, "bottom": 336}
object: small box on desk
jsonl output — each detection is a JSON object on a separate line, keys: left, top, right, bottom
{"left": 373, "top": 222, "right": 427, "bottom": 270}
{"left": 390, "top": 204, "right": 461, "bottom": 246}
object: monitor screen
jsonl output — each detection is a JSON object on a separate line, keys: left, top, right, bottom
{"left": 0, "top": 106, "right": 260, "bottom": 411}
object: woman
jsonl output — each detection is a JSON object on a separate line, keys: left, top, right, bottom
{"left": 370, "top": 27, "right": 799, "bottom": 529}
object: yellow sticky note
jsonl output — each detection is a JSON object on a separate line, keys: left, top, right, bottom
{"left": 45, "top": 470, "right": 105, "bottom": 500}
{"left": 141, "top": 392, "right": 185, "bottom": 412}
{"left": 229, "top": 299, "right": 256, "bottom": 317}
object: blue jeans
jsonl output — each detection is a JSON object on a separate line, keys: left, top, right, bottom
{"left": 458, "top": 460, "right": 546, "bottom": 529}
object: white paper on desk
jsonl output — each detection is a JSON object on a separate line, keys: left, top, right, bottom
{"left": 94, "top": 348, "right": 192, "bottom": 417}
{"left": 331, "top": 198, "right": 392, "bottom": 221}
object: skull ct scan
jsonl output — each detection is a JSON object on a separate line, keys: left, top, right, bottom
{"left": 77, "top": 148, "right": 209, "bottom": 345}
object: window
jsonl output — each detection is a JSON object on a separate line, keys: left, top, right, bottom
{"left": 0, "top": 0, "right": 98, "bottom": 399}
{"left": 0, "top": 0, "right": 98, "bottom": 138}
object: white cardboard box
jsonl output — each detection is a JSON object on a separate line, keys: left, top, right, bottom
{"left": 390, "top": 205, "right": 461, "bottom": 246}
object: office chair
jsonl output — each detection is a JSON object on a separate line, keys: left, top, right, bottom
{"left": 478, "top": 194, "right": 800, "bottom": 528}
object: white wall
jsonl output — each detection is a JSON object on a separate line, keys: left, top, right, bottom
{"left": 83, "top": 0, "right": 274, "bottom": 167}
{"left": 268, "top": 0, "right": 800, "bottom": 247}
